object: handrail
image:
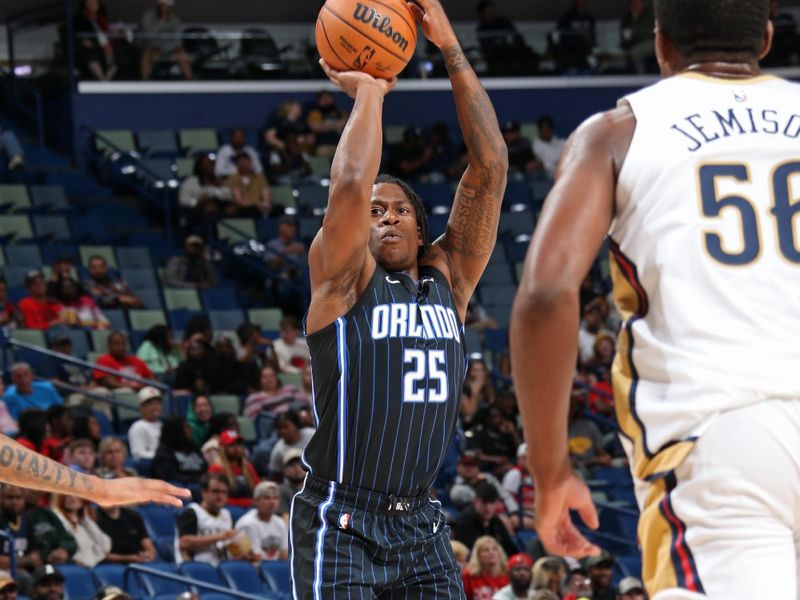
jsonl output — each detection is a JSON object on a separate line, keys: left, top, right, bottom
{"left": 126, "top": 564, "right": 264, "bottom": 600}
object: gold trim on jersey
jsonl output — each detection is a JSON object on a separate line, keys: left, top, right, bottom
{"left": 639, "top": 477, "right": 678, "bottom": 593}
{"left": 610, "top": 248, "right": 695, "bottom": 481}
{"left": 676, "top": 72, "right": 779, "bottom": 85}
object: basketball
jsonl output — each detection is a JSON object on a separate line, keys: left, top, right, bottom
{"left": 316, "top": 0, "right": 418, "bottom": 80}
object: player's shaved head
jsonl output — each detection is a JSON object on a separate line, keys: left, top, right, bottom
{"left": 655, "top": 0, "right": 770, "bottom": 60}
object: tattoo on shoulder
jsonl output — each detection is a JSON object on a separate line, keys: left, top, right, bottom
{"left": 443, "top": 46, "right": 469, "bottom": 75}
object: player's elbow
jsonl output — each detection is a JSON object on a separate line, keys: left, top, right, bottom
{"left": 512, "top": 282, "right": 575, "bottom": 323}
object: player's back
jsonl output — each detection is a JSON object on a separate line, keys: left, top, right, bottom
{"left": 611, "top": 73, "right": 800, "bottom": 474}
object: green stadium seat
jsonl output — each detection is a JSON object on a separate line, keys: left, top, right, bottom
{"left": 175, "top": 158, "right": 195, "bottom": 179}
{"left": 281, "top": 372, "right": 302, "bottom": 389}
{"left": 210, "top": 394, "right": 240, "bottom": 415}
{"left": 79, "top": 245, "right": 117, "bottom": 268}
{"left": 248, "top": 308, "right": 283, "bottom": 331}
{"left": 0, "top": 185, "right": 32, "bottom": 213}
{"left": 11, "top": 329, "right": 47, "bottom": 348}
{"left": 91, "top": 329, "right": 130, "bottom": 353}
{"left": 0, "top": 215, "right": 34, "bottom": 243}
{"left": 179, "top": 129, "right": 219, "bottom": 155}
{"left": 307, "top": 156, "right": 332, "bottom": 178}
{"left": 271, "top": 186, "right": 297, "bottom": 210}
{"left": 129, "top": 309, "right": 167, "bottom": 331}
{"left": 237, "top": 416, "right": 257, "bottom": 442}
{"left": 384, "top": 125, "right": 405, "bottom": 145}
{"left": 96, "top": 130, "right": 136, "bottom": 155}
{"left": 163, "top": 288, "right": 201, "bottom": 311}
{"left": 520, "top": 122, "right": 537, "bottom": 142}
{"left": 113, "top": 391, "right": 140, "bottom": 421}
{"left": 216, "top": 219, "right": 256, "bottom": 244}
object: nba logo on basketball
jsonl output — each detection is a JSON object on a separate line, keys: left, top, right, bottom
{"left": 354, "top": 46, "right": 376, "bottom": 70}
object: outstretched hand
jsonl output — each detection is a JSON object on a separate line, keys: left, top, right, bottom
{"left": 319, "top": 60, "right": 396, "bottom": 99}
{"left": 96, "top": 477, "right": 191, "bottom": 508}
{"left": 534, "top": 463, "right": 601, "bottom": 558}
{"left": 407, "top": 0, "right": 458, "bottom": 49}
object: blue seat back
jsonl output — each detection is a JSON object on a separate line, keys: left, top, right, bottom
{"left": 92, "top": 563, "right": 144, "bottom": 598}
{"left": 57, "top": 564, "right": 97, "bottom": 600}
{"left": 260, "top": 560, "right": 290, "bottom": 593}
{"left": 178, "top": 561, "right": 224, "bottom": 586}
{"left": 218, "top": 560, "right": 265, "bottom": 594}
{"left": 138, "top": 563, "right": 188, "bottom": 595}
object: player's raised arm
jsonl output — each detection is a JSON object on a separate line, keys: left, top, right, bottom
{"left": 308, "top": 63, "right": 395, "bottom": 294}
{"left": 0, "top": 433, "right": 190, "bottom": 507}
{"left": 509, "top": 106, "right": 634, "bottom": 558}
{"left": 410, "top": 0, "right": 508, "bottom": 319}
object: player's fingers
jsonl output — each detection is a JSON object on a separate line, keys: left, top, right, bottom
{"left": 318, "top": 59, "right": 340, "bottom": 82}
{"left": 575, "top": 488, "right": 599, "bottom": 530}
{"left": 553, "top": 520, "right": 600, "bottom": 558}
{"left": 407, "top": 2, "right": 425, "bottom": 23}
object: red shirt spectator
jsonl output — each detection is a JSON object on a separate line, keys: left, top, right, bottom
{"left": 93, "top": 331, "right": 153, "bottom": 389}
{"left": 462, "top": 536, "right": 510, "bottom": 600}
{"left": 17, "top": 270, "right": 63, "bottom": 330}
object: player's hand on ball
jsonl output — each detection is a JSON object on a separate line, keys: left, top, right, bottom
{"left": 319, "top": 60, "right": 397, "bottom": 99}
{"left": 534, "top": 461, "right": 601, "bottom": 558}
{"left": 408, "top": 0, "right": 458, "bottom": 49}
{"left": 96, "top": 477, "right": 191, "bottom": 508}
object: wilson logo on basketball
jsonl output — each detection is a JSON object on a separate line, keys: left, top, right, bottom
{"left": 353, "top": 3, "right": 410, "bottom": 52}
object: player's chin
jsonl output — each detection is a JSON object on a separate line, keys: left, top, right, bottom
{"left": 375, "top": 247, "right": 412, "bottom": 271}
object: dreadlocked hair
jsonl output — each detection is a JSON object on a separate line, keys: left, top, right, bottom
{"left": 374, "top": 174, "right": 431, "bottom": 259}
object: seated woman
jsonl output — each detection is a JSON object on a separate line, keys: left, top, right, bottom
{"left": 243, "top": 366, "right": 297, "bottom": 419}
{"left": 52, "top": 495, "right": 111, "bottom": 568}
{"left": 95, "top": 436, "right": 137, "bottom": 479}
{"left": 53, "top": 277, "right": 109, "bottom": 330}
{"left": 135, "top": 324, "right": 182, "bottom": 383}
{"left": 208, "top": 430, "right": 259, "bottom": 508}
{"left": 461, "top": 536, "right": 509, "bottom": 600}
{"left": 187, "top": 395, "right": 214, "bottom": 447}
{"left": 264, "top": 410, "right": 314, "bottom": 478}
{"left": 200, "top": 412, "right": 238, "bottom": 465}
{"left": 152, "top": 417, "right": 207, "bottom": 484}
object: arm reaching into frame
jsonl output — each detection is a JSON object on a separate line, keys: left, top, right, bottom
{"left": 0, "top": 433, "right": 190, "bottom": 507}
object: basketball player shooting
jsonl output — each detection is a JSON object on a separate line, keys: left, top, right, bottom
{"left": 510, "top": 0, "right": 799, "bottom": 598}
{"left": 0, "top": 432, "right": 189, "bottom": 506}
{"left": 289, "top": 0, "right": 507, "bottom": 597}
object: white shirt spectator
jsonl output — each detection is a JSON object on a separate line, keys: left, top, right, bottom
{"left": 533, "top": 134, "right": 566, "bottom": 179}
{"left": 179, "top": 176, "right": 233, "bottom": 208}
{"left": 273, "top": 337, "right": 310, "bottom": 374}
{"left": 54, "top": 510, "right": 112, "bottom": 568}
{"left": 127, "top": 419, "right": 162, "bottom": 460}
{"left": 175, "top": 502, "right": 233, "bottom": 566}
{"left": 268, "top": 427, "right": 315, "bottom": 475}
{"left": 215, "top": 145, "right": 263, "bottom": 177}
{"left": 235, "top": 508, "right": 288, "bottom": 560}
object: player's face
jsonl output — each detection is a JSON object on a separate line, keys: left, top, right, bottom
{"left": 369, "top": 184, "right": 422, "bottom": 273}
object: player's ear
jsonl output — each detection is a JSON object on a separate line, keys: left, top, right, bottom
{"left": 417, "top": 225, "right": 423, "bottom": 247}
{"left": 654, "top": 25, "right": 677, "bottom": 77}
{"left": 759, "top": 19, "right": 774, "bottom": 61}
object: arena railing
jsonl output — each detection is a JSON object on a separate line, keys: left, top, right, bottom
{"left": 125, "top": 564, "right": 265, "bottom": 600}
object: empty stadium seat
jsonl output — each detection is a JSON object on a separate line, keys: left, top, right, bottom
{"left": 209, "top": 394, "right": 240, "bottom": 415}
{"left": 217, "top": 218, "right": 256, "bottom": 244}
{"left": 0, "top": 184, "right": 32, "bottom": 212}
{"left": 4, "top": 245, "right": 42, "bottom": 267}
{"left": 129, "top": 309, "right": 167, "bottom": 332}
{"left": 226, "top": 504, "right": 247, "bottom": 524}
{"left": 248, "top": 308, "right": 282, "bottom": 331}
{"left": 179, "top": 129, "right": 218, "bottom": 155}
{"left": 270, "top": 186, "right": 297, "bottom": 210}
{"left": 117, "top": 246, "right": 153, "bottom": 269}
{"left": 92, "top": 563, "right": 144, "bottom": 598}
{"left": 481, "top": 284, "right": 517, "bottom": 308}
{"left": 175, "top": 157, "right": 195, "bottom": 179}
{"left": 260, "top": 560, "right": 290, "bottom": 594}
{"left": 201, "top": 287, "right": 238, "bottom": 311}
{"left": 139, "top": 506, "right": 179, "bottom": 563}
{"left": 136, "top": 562, "right": 188, "bottom": 597}
{"left": 295, "top": 185, "right": 328, "bottom": 215}
{"left": 30, "top": 184, "right": 69, "bottom": 211}
{"left": 178, "top": 561, "right": 227, "bottom": 591}
{"left": 136, "top": 289, "right": 165, "bottom": 311}
{"left": 209, "top": 310, "right": 245, "bottom": 332}
{"left": 0, "top": 215, "right": 34, "bottom": 242}
{"left": 123, "top": 268, "right": 160, "bottom": 291}
{"left": 481, "top": 264, "right": 514, "bottom": 286}
{"left": 57, "top": 563, "right": 97, "bottom": 600}
{"left": 3, "top": 266, "right": 32, "bottom": 288}
{"left": 164, "top": 288, "right": 201, "bottom": 311}
{"left": 137, "top": 130, "right": 181, "bottom": 157}
{"left": 218, "top": 560, "right": 269, "bottom": 595}
{"left": 33, "top": 216, "right": 72, "bottom": 241}
{"left": 96, "top": 129, "right": 136, "bottom": 155}
{"left": 236, "top": 416, "right": 257, "bottom": 443}
{"left": 169, "top": 309, "right": 203, "bottom": 331}
{"left": 79, "top": 245, "right": 117, "bottom": 268}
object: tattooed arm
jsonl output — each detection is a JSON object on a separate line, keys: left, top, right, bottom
{"left": 0, "top": 434, "right": 189, "bottom": 507}
{"left": 410, "top": 0, "right": 508, "bottom": 320}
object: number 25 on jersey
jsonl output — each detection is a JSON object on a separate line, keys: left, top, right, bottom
{"left": 403, "top": 349, "right": 448, "bottom": 403}
{"left": 698, "top": 161, "right": 800, "bottom": 266}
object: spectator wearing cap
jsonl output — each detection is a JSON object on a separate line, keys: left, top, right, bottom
{"left": 449, "top": 451, "right": 518, "bottom": 518}
{"left": 138, "top": 0, "right": 192, "bottom": 80}
{"left": 0, "top": 278, "right": 23, "bottom": 328}
{"left": 502, "top": 122, "right": 542, "bottom": 175}
{"left": 208, "top": 430, "right": 260, "bottom": 508}
{"left": 95, "top": 503, "right": 156, "bottom": 564}
{"left": 215, "top": 128, "right": 264, "bottom": 178}
{"left": 93, "top": 586, "right": 131, "bottom": 600}
{"left": 235, "top": 481, "right": 288, "bottom": 561}
{"left": 585, "top": 551, "right": 617, "bottom": 600}
{"left": 502, "top": 443, "right": 535, "bottom": 530}
{"left": 618, "top": 577, "right": 647, "bottom": 600}
{"left": 562, "top": 567, "right": 592, "bottom": 600}
{"left": 0, "top": 577, "right": 17, "bottom": 600}
{"left": 17, "top": 271, "right": 64, "bottom": 330}
{"left": 165, "top": 236, "right": 217, "bottom": 289}
{"left": 200, "top": 413, "right": 238, "bottom": 465}
{"left": 30, "top": 565, "right": 64, "bottom": 600}
{"left": 0, "top": 484, "right": 43, "bottom": 586}
{"left": 492, "top": 552, "right": 534, "bottom": 599}
{"left": 532, "top": 116, "right": 565, "bottom": 180}
{"left": 278, "top": 448, "right": 305, "bottom": 514}
{"left": 452, "top": 480, "right": 519, "bottom": 557}
{"left": 264, "top": 410, "right": 314, "bottom": 478}
{"left": 176, "top": 473, "right": 237, "bottom": 566}
{"left": 151, "top": 416, "right": 207, "bottom": 484}
{"left": 126, "top": 386, "right": 163, "bottom": 460}
{"left": 2, "top": 363, "right": 63, "bottom": 422}
{"left": 93, "top": 331, "right": 154, "bottom": 391}
{"left": 82, "top": 255, "right": 143, "bottom": 311}
{"left": 272, "top": 317, "right": 310, "bottom": 375}
{"left": 225, "top": 152, "right": 273, "bottom": 217}
{"left": 462, "top": 535, "right": 509, "bottom": 600}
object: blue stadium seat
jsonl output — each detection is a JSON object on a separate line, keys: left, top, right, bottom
{"left": 619, "top": 554, "right": 642, "bottom": 578}
{"left": 209, "top": 310, "right": 245, "bottom": 332}
{"left": 169, "top": 309, "right": 203, "bottom": 331}
{"left": 486, "top": 306, "right": 510, "bottom": 328}
{"left": 69, "top": 215, "right": 109, "bottom": 243}
{"left": 123, "top": 268, "right": 159, "bottom": 291}
{"left": 464, "top": 328, "right": 481, "bottom": 354}
{"left": 428, "top": 214, "right": 448, "bottom": 239}
{"left": 30, "top": 184, "right": 70, "bottom": 212}
{"left": 103, "top": 309, "right": 128, "bottom": 331}
{"left": 298, "top": 217, "right": 321, "bottom": 238}
{"left": 57, "top": 564, "right": 97, "bottom": 600}
{"left": 33, "top": 216, "right": 72, "bottom": 241}
{"left": 46, "top": 329, "right": 90, "bottom": 359}
{"left": 219, "top": 560, "right": 270, "bottom": 595}
{"left": 481, "top": 264, "right": 514, "bottom": 286}
{"left": 137, "top": 130, "right": 181, "bottom": 158}
{"left": 139, "top": 504, "right": 177, "bottom": 539}
{"left": 178, "top": 562, "right": 228, "bottom": 593}
{"left": 499, "top": 211, "right": 535, "bottom": 237}
{"left": 481, "top": 284, "right": 517, "bottom": 308}
{"left": 201, "top": 287, "right": 238, "bottom": 311}
{"left": 593, "top": 467, "right": 633, "bottom": 486}
{"left": 226, "top": 504, "right": 247, "bottom": 525}
{"left": 137, "top": 563, "right": 189, "bottom": 597}
{"left": 295, "top": 185, "right": 329, "bottom": 215}
{"left": 41, "top": 243, "right": 80, "bottom": 265}
{"left": 140, "top": 159, "right": 177, "bottom": 183}
{"left": 4, "top": 245, "right": 43, "bottom": 267}
{"left": 92, "top": 563, "right": 144, "bottom": 599}
{"left": 503, "top": 180, "right": 532, "bottom": 207}
{"left": 136, "top": 289, "right": 165, "bottom": 311}
{"left": 483, "top": 329, "right": 509, "bottom": 352}
{"left": 93, "top": 410, "right": 114, "bottom": 437}
{"left": 117, "top": 247, "right": 153, "bottom": 269}
{"left": 3, "top": 266, "right": 33, "bottom": 288}
{"left": 414, "top": 181, "right": 452, "bottom": 207}
{"left": 260, "top": 560, "right": 290, "bottom": 594}
{"left": 256, "top": 217, "right": 279, "bottom": 241}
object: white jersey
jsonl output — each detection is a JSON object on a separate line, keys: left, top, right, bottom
{"left": 610, "top": 73, "right": 800, "bottom": 480}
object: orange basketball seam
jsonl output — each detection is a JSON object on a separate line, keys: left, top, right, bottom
{"left": 323, "top": 4, "right": 409, "bottom": 64}
{"left": 366, "top": 0, "right": 417, "bottom": 45}
{"left": 317, "top": 16, "right": 351, "bottom": 70}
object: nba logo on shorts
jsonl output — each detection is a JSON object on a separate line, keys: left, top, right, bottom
{"left": 338, "top": 513, "right": 351, "bottom": 530}
{"left": 354, "top": 46, "right": 376, "bottom": 70}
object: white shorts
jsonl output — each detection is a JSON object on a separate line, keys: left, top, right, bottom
{"left": 630, "top": 399, "right": 800, "bottom": 599}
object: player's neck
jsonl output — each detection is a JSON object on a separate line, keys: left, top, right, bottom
{"left": 680, "top": 60, "right": 761, "bottom": 79}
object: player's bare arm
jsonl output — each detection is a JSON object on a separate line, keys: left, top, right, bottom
{"left": 409, "top": 0, "right": 508, "bottom": 321}
{"left": 509, "top": 105, "right": 635, "bottom": 558}
{"left": 0, "top": 433, "right": 189, "bottom": 507}
{"left": 306, "top": 63, "right": 396, "bottom": 334}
